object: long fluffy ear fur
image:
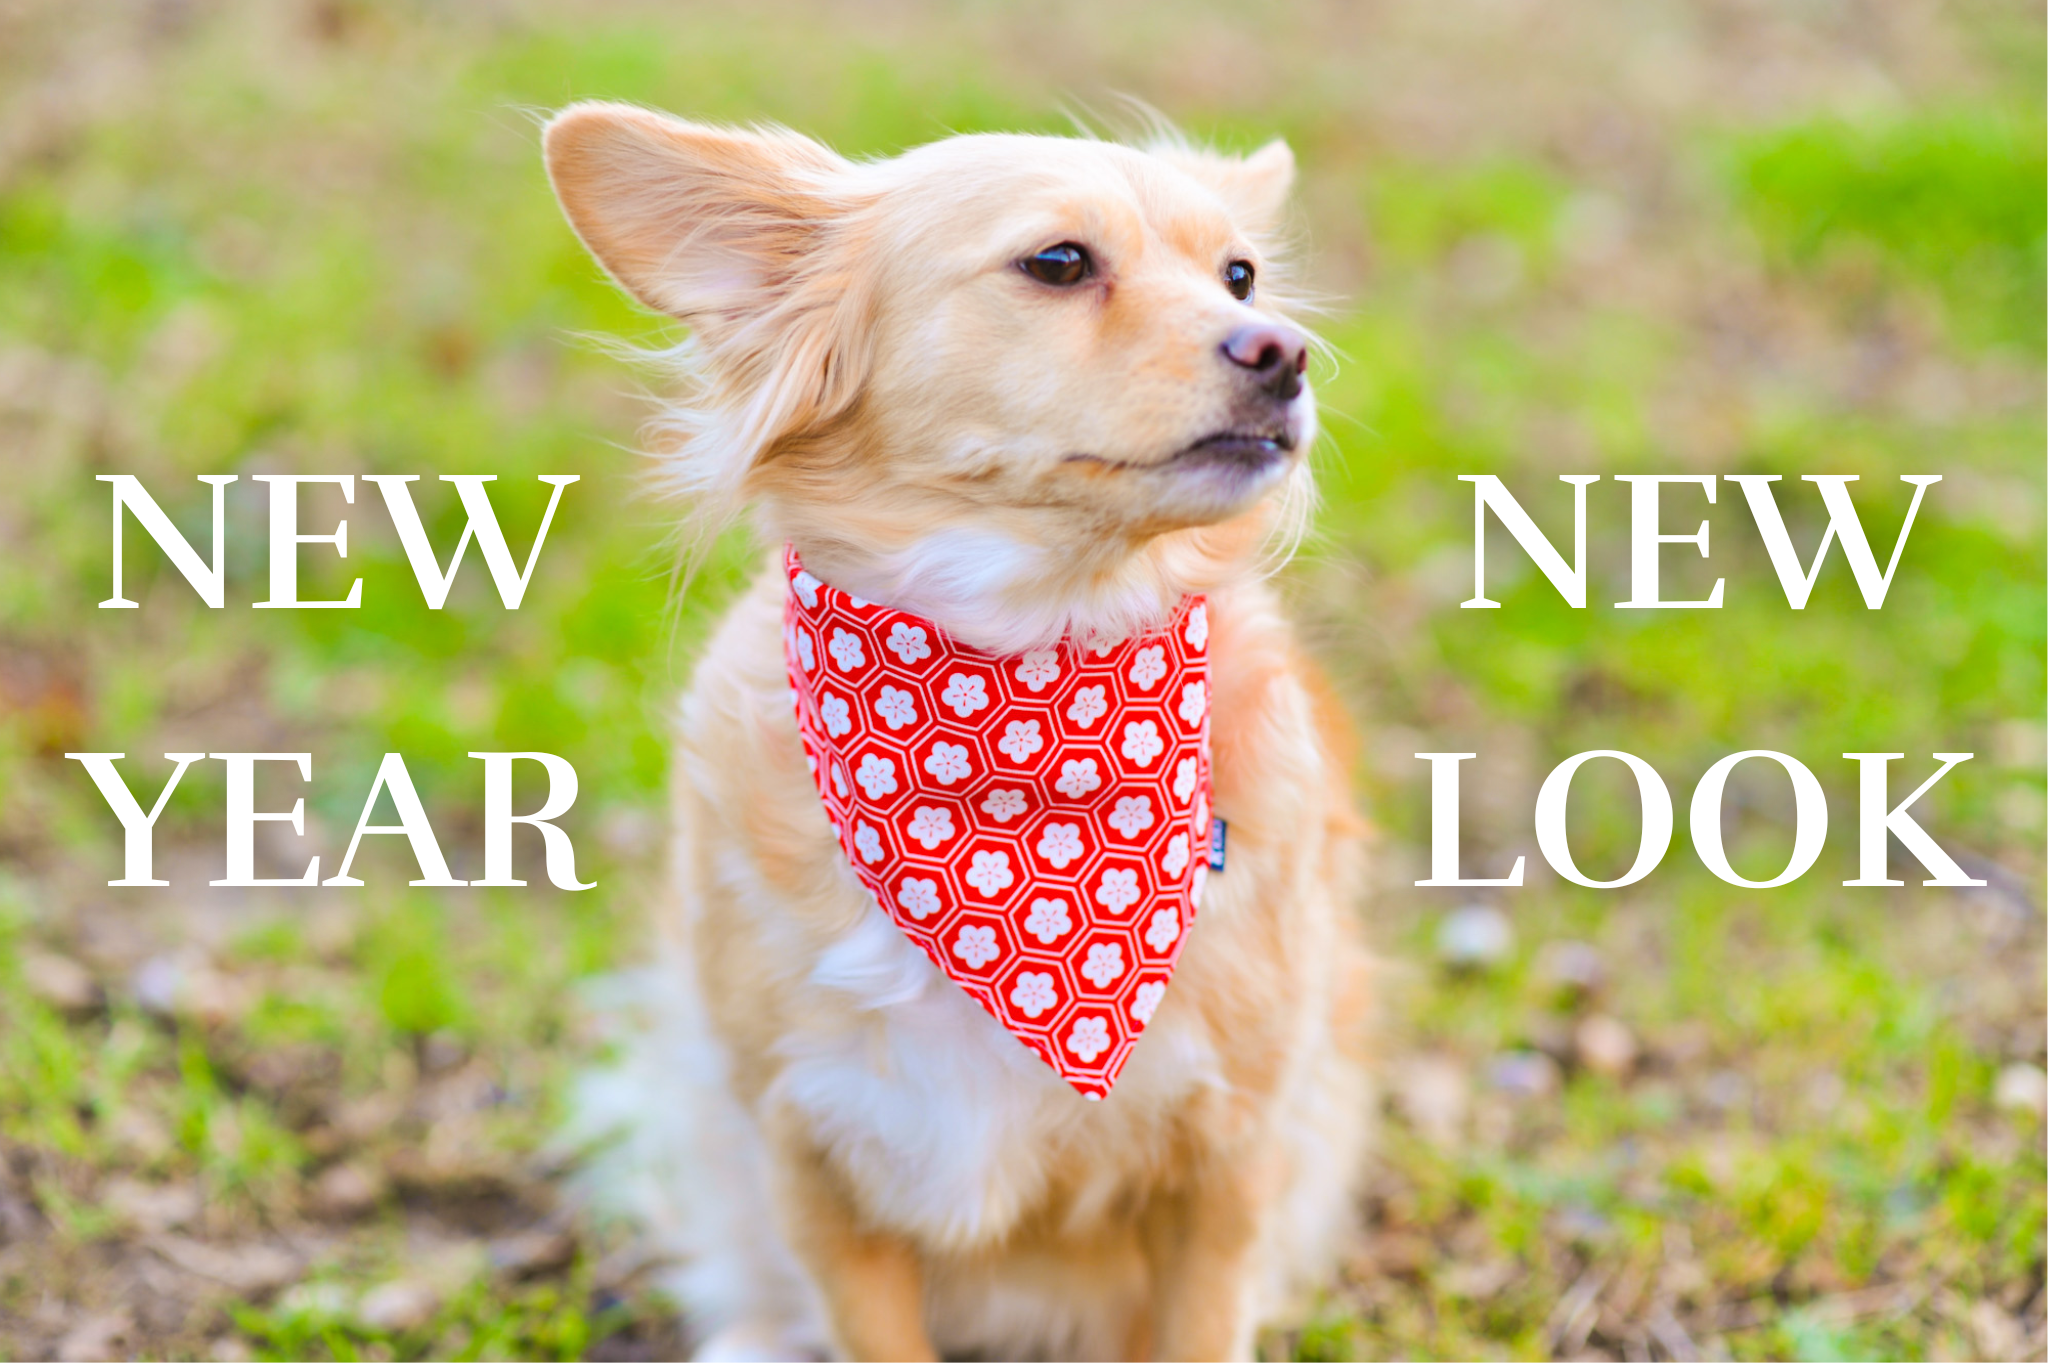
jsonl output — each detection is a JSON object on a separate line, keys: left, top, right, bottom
{"left": 543, "top": 102, "right": 872, "bottom": 535}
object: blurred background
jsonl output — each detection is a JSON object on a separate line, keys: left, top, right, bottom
{"left": 0, "top": 1, "right": 2041, "bottom": 1358}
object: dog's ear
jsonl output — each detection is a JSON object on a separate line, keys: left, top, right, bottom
{"left": 544, "top": 103, "right": 872, "bottom": 492}
{"left": 544, "top": 102, "right": 850, "bottom": 333}
{"left": 1154, "top": 138, "right": 1296, "bottom": 239}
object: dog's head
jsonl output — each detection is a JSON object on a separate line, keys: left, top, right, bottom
{"left": 545, "top": 104, "right": 1317, "bottom": 649}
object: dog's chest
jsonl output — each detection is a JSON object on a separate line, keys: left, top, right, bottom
{"left": 693, "top": 575, "right": 1244, "bottom": 1242}
{"left": 771, "top": 904, "right": 1211, "bottom": 1245}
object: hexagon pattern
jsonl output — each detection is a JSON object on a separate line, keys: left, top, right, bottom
{"left": 781, "top": 548, "right": 1212, "bottom": 1100}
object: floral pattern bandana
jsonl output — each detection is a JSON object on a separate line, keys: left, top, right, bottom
{"left": 781, "top": 547, "right": 1212, "bottom": 1099}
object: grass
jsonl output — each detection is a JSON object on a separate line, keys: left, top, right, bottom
{"left": 0, "top": 0, "right": 2041, "bottom": 1358}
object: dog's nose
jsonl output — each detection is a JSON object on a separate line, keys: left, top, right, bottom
{"left": 1221, "top": 323, "right": 1308, "bottom": 400}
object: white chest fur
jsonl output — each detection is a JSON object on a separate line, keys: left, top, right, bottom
{"left": 771, "top": 902, "right": 1221, "bottom": 1250}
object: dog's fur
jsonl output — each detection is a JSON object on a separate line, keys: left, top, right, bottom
{"left": 546, "top": 103, "right": 1372, "bottom": 1362}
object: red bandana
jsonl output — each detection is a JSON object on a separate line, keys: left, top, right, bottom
{"left": 782, "top": 548, "right": 1212, "bottom": 1099}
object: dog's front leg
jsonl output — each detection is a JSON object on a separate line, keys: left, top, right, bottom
{"left": 761, "top": 1107, "right": 936, "bottom": 1362}
{"left": 1138, "top": 1154, "right": 1278, "bottom": 1362}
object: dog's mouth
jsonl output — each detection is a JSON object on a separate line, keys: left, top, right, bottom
{"left": 1169, "top": 427, "right": 1296, "bottom": 469}
{"left": 1065, "top": 426, "right": 1298, "bottom": 474}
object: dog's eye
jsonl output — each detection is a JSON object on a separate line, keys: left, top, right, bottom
{"left": 1225, "top": 259, "right": 1255, "bottom": 301}
{"left": 1021, "top": 243, "right": 1092, "bottom": 286}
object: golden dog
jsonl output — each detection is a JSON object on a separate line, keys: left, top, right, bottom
{"left": 546, "top": 102, "right": 1371, "bottom": 1362}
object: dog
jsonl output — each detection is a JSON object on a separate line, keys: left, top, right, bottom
{"left": 545, "top": 102, "right": 1372, "bottom": 1362}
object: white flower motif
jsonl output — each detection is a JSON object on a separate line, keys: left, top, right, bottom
{"left": 982, "top": 788, "right": 1026, "bottom": 822}
{"left": 855, "top": 753, "right": 899, "bottom": 799}
{"left": 1023, "top": 897, "right": 1072, "bottom": 944}
{"left": 886, "top": 621, "right": 931, "bottom": 665}
{"left": 874, "top": 685, "right": 917, "bottom": 730}
{"left": 1066, "top": 1016, "right": 1110, "bottom": 1063}
{"left": 1035, "top": 822, "right": 1083, "bottom": 869}
{"left": 966, "top": 850, "right": 1013, "bottom": 898}
{"left": 1131, "top": 981, "right": 1167, "bottom": 1025}
{"left": 998, "top": 719, "right": 1043, "bottom": 763}
{"left": 952, "top": 925, "right": 999, "bottom": 970}
{"left": 854, "top": 753, "right": 898, "bottom": 799}
{"left": 1173, "top": 756, "right": 1198, "bottom": 804}
{"left": 1108, "top": 795, "right": 1154, "bottom": 839}
{"left": 1010, "top": 971, "right": 1057, "bottom": 1018}
{"left": 1191, "top": 862, "right": 1208, "bottom": 908}
{"left": 1120, "top": 719, "right": 1164, "bottom": 768}
{"left": 1162, "top": 833, "right": 1191, "bottom": 878}
{"left": 1081, "top": 942, "right": 1125, "bottom": 988}
{"left": 1195, "top": 791, "right": 1209, "bottom": 836}
{"left": 939, "top": 672, "right": 989, "bottom": 717}
{"left": 853, "top": 822, "right": 882, "bottom": 863}
{"left": 1015, "top": 648, "right": 1060, "bottom": 692}
{"left": 820, "top": 692, "right": 851, "bottom": 738}
{"left": 1178, "top": 680, "right": 1207, "bottom": 729}
{"left": 1055, "top": 758, "right": 1101, "bottom": 799}
{"left": 831, "top": 763, "right": 848, "bottom": 798}
{"left": 906, "top": 805, "right": 955, "bottom": 849}
{"left": 924, "top": 741, "right": 971, "bottom": 785}
{"left": 1144, "top": 908, "right": 1180, "bottom": 954}
{"left": 796, "top": 629, "right": 816, "bottom": 672}
{"left": 847, "top": 594, "right": 870, "bottom": 608}
{"left": 828, "top": 628, "right": 866, "bottom": 672}
{"left": 792, "top": 570, "right": 820, "bottom": 608}
{"left": 1095, "top": 867, "right": 1140, "bottom": 915}
{"left": 1129, "top": 645, "right": 1167, "bottom": 691}
{"left": 1066, "top": 685, "right": 1108, "bottom": 729}
{"left": 1185, "top": 602, "right": 1209, "bottom": 651}
{"left": 897, "top": 876, "right": 940, "bottom": 920}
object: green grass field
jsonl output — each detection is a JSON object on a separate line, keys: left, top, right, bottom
{"left": 1, "top": 1, "right": 2041, "bottom": 1358}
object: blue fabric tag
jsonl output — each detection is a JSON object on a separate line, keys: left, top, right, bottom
{"left": 1208, "top": 817, "right": 1227, "bottom": 871}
